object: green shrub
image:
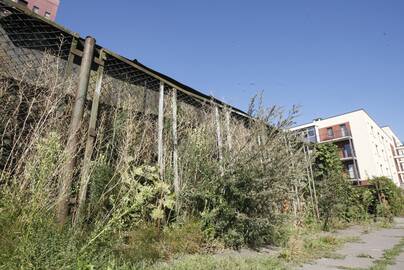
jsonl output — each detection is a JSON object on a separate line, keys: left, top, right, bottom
{"left": 162, "top": 220, "right": 205, "bottom": 256}
{"left": 369, "top": 176, "right": 404, "bottom": 218}
{"left": 313, "top": 143, "right": 352, "bottom": 229}
{"left": 343, "top": 186, "right": 373, "bottom": 221}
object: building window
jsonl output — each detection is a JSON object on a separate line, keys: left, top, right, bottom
{"left": 33, "top": 6, "right": 39, "bottom": 14}
{"left": 45, "top": 11, "right": 51, "bottom": 18}
{"left": 305, "top": 127, "right": 317, "bottom": 143}
{"left": 340, "top": 124, "right": 348, "bottom": 137}
{"left": 343, "top": 143, "right": 352, "bottom": 158}
{"left": 347, "top": 164, "right": 355, "bottom": 179}
{"left": 327, "top": 127, "right": 334, "bottom": 138}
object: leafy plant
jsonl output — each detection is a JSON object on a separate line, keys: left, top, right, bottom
{"left": 313, "top": 143, "right": 351, "bottom": 230}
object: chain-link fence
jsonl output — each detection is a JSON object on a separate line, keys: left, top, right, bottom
{"left": 0, "top": 0, "right": 250, "bottom": 112}
{"left": 0, "top": 0, "right": 256, "bottom": 222}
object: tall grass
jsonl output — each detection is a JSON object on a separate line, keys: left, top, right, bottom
{"left": 0, "top": 50, "right": 348, "bottom": 268}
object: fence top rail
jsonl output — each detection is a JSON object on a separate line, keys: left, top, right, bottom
{"left": 0, "top": 0, "right": 251, "bottom": 120}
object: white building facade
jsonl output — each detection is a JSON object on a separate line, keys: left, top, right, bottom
{"left": 292, "top": 110, "right": 404, "bottom": 187}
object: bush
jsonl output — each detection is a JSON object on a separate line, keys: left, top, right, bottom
{"left": 180, "top": 103, "right": 303, "bottom": 248}
{"left": 343, "top": 186, "right": 373, "bottom": 221}
{"left": 313, "top": 143, "right": 352, "bottom": 229}
{"left": 312, "top": 144, "right": 404, "bottom": 227}
{"left": 369, "top": 177, "right": 404, "bottom": 218}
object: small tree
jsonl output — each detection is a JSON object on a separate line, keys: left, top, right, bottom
{"left": 313, "top": 143, "right": 350, "bottom": 230}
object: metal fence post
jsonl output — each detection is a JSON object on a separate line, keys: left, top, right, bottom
{"left": 75, "top": 50, "right": 106, "bottom": 225}
{"left": 57, "top": 36, "right": 96, "bottom": 226}
{"left": 225, "top": 109, "right": 232, "bottom": 151}
{"left": 257, "top": 134, "right": 263, "bottom": 165}
{"left": 64, "top": 37, "right": 78, "bottom": 79}
{"left": 172, "top": 88, "right": 180, "bottom": 210}
{"left": 158, "top": 81, "right": 165, "bottom": 179}
{"left": 214, "top": 106, "right": 224, "bottom": 175}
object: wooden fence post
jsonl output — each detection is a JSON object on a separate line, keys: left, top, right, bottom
{"left": 74, "top": 50, "right": 106, "bottom": 225}
{"left": 158, "top": 81, "right": 165, "bottom": 179}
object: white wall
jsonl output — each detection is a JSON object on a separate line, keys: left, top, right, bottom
{"left": 292, "top": 110, "right": 402, "bottom": 186}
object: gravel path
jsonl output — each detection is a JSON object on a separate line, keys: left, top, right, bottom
{"left": 296, "top": 217, "right": 404, "bottom": 270}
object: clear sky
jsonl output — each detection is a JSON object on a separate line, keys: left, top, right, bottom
{"left": 57, "top": 0, "right": 404, "bottom": 140}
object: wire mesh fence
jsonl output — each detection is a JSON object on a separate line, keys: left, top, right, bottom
{"left": 0, "top": 0, "right": 258, "bottom": 222}
{"left": 0, "top": 2, "right": 249, "bottom": 139}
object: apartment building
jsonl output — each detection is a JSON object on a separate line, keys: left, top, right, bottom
{"left": 11, "top": 0, "right": 59, "bottom": 20}
{"left": 291, "top": 109, "right": 404, "bottom": 187}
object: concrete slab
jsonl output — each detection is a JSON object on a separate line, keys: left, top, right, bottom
{"left": 296, "top": 218, "right": 404, "bottom": 270}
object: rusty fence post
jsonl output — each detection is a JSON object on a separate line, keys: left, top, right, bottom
{"left": 74, "top": 49, "right": 106, "bottom": 225}
{"left": 57, "top": 36, "right": 95, "bottom": 226}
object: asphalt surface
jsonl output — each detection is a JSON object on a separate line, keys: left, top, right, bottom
{"left": 297, "top": 217, "right": 404, "bottom": 270}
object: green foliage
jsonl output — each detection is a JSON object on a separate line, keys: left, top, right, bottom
{"left": 313, "top": 143, "right": 351, "bottom": 230}
{"left": 277, "top": 228, "right": 346, "bottom": 265}
{"left": 120, "top": 220, "right": 205, "bottom": 263}
{"left": 313, "top": 143, "right": 344, "bottom": 179}
{"left": 342, "top": 186, "right": 373, "bottom": 221}
{"left": 313, "top": 142, "right": 404, "bottom": 228}
{"left": 0, "top": 133, "right": 113, "bottom": 269}
{"left": 4, "top": 68, "right": 400, "bottom": 269}
{"left": 87, "top": 154, "right": 115, "bottom": 219}
{"left": 179, "top": 105, "right": 300, "bottom": 248}
{"left": 369, "top": 177, "right": 404, "bottom": 218}
{"left": 162, "top": 220, "right": 205, "bottom": 256}
{"left": 311, "top": 144, "right": 403, "bottom": 227}
{"left": 148, "top": 255, "right": 287, "bottom": 270}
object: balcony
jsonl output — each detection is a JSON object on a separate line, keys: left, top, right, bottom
{"left": 341, "top": 155, "right": 356, "bottom": 161}
{"left": 396, "top": 145, "right": 404, "bottom": 150}
{"left": 335, "top": 141, "right": 356, "bottom": 162}
{"left": 320, "top": 129, "right": 352, "bottom": 143}
{"left": 340, "top": 149, "right": 356, "bottom": 160}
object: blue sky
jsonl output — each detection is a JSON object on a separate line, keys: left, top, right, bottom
{"left": 57, "top": 0, "right": 404, "bottom": 140}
